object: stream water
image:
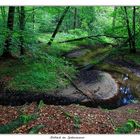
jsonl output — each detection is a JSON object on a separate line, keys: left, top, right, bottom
{"left": 117, "top": 74, "right": 138, "bottom": 106}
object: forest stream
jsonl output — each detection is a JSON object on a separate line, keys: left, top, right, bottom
{"left": 63, "top": 45, "right": 140, "bottom": 108}
{"left": 0, "top": 45, "right": 140, "bottom": 109}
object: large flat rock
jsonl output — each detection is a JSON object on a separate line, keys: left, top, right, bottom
{"left": 79, "top": 70, "right": 119, "bottom": 100}
{"left": 58, "top": 70, "right": 119, "bottom": 104}
{"left": 0, "top": 70, "right": 119, "bottom": 107}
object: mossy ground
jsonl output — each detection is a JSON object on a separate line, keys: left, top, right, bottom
{"left": 0, "top": 57, "right": 76, "bottom": 92}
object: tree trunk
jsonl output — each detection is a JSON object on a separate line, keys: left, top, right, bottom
{"left": 124, "top": 7, "right": 133, "bottom": 52}
{"left": 32, "top": 7, "right": 35, "bottom": 30}
{"left": 47, "top": 6, "right": 70, "bottom": 46}
{"left": 73, "top": 8, "right": 77, "bottom": 29}
{"left": 2, "top": 6, "right": 15, "bottom": 58}
{"left": 132, "top": 6, "right": 136, "bottom": 53}
{"left": 19, "top": 6, "right": 26, "bottom": 55}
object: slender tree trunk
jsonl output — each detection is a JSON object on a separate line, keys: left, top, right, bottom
{"left": 47, "top": 6, "right": 70, "bottom": 46}
{"left": 73, "top": 7, "right": 77, "bottom": 29}
{"left": 132, "top": 6, "right": 136, "bottom": 53}
{"left": 19, "top": 6, "right": 26, "bottom": 55}
{"left": 32, "top": 7, "right": 35, "bottom": 30}
{"left": 2, "top": 6, "right": 15, "bottom": 58}
{"left": 124, "top": 7, "right": 133, "bottom": 52}
{"left": 69, "top": 9, "right": 71, "bottom": 30}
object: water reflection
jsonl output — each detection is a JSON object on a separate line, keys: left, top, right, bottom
{"left": 119, "top": 86, "right": 135, "bottom": 105}
{"left": 118, "top": 74, "right": 138, "bottom": 106}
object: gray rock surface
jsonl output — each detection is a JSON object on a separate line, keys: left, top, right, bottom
{"left": 58, "top": 70, "right": 119, "bottom": 103}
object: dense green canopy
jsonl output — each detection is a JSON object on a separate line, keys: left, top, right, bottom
{"left": 0, "top": 6, "right": 140, "bottom": 57}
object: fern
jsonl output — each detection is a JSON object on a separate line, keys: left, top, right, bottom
{"left": 20, "top": 114, "right": 37, "bottom": 124}
{"left": 115, "top": 119, "right": 140, "bottom": 134}
{"left": 73, "top": 116, "right": 81, "bottom": 129}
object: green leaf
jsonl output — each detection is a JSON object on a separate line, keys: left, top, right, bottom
{"left": 29, "top": 125, "right": 45, "bottom": 134}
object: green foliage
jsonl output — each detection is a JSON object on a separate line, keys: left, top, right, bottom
{"left": 38, "top": 100, "right": 45, "bottom": 109}
{"left": 0, "top": 27, "right": 7, "bottom": 55}
{"left": 29, "top": 124, "right": 45, "bottom": 134}
{"left": 115, "top": 119, "right": 140, "bottom": 134}
{"left": 20, "top": 114, "right": 37, "bottom": 124}
{"left": 74, "top": 46, "right": 111, "bottom": 66}
{"left": 0, "top": 51, "right": 76, "bottom": 92}
{"left": 0, "top": 114, "right": 37, "bottom": 134}
{"left": 0, "top": 118, "right": 23, "bottom": 134}
{"left": 1, "top": 6, "right": 140, "bottom": 93}
{"left": 127, "top": 109, "right": 137, "bottom": 114}
{"left": 108, "top": 47, "right": 140, "bottom": 65}
{"left": 39, "top": 14, "right": 56, "bottom": 33}
{"left": 73, "top": 115, "right": 81, "bottom": 129}
{"left": 68, "top": 29, "right": 88, "bottom": 37}
{"left": 63, "top": 111, "right": 72, "bottom": 119}
{"left": 62, "top": 109, "right": 81, "bottom": 128}
{"left": 1, "top": 28, "right": 78, "bottom": 93}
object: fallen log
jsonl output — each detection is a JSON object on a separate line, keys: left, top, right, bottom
{"left": 58, "top": 34, "right": 127, "bottom": 43}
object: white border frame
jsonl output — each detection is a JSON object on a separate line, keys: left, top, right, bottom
{"left": 0, "top": 0, "right": 140, "bottom": 6}
{"left": 0, "top": 1, "right": 140, "bottom": 140}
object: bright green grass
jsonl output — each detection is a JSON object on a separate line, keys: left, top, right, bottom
{"left": 0, "top": 53, "right": 76, "bottom": 92}
{"left": 0, "top": 32, "right": 80, "bottom": 92}
{"left": 38, "top": 30, "right": 88, "bottom": 44}
{"left": 37, "top": 33, "right": 80, "bottom": 56}
{"left": 48, "top": 43, "right": 78, "bottom": 56}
